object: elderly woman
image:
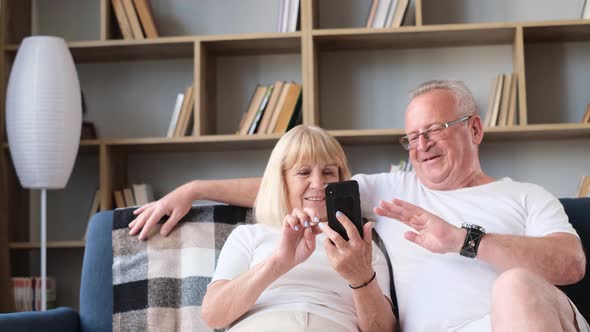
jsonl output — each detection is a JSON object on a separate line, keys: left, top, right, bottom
{"left": 201, "top": 125, "right": 396, "bottom": 332}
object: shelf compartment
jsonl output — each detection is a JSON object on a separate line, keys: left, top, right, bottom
{"left": 523, "top": 21, "right": 590, "bottom": 43}
{"left": 313, "top": 24, "right": 516, "bottom": 51}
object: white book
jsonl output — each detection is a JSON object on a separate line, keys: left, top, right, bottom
{"left": 166, "top": 93, "right": 184, "bottom": 137}
{"left": 384, "top": 0, "right": 398, "bottom": 27}
{"left": 276, "top": 0, "right": 285, "bottom": 32}
{"left": 133, "top": 183, "right": 154, "bottom": 206}
{"left": 281, "top": 0, "right": 291, "bottom": 32}
{"left": 287, "top": 0, "right": 300, "bottom": 32}
{"left": 583, "top": 0, "right": 590, "bottom": 19}
{"left": 372, "top": 0, "right": 391, "bottom": 28}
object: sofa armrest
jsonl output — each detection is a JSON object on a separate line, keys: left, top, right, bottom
{"left": 0, "top": 307, "right": 80, "bottom": 332}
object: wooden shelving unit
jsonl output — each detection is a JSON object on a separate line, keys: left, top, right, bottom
{"left": 1, "top": 0, "right": 589, "bottom": 310}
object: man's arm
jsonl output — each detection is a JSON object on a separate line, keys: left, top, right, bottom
{"left": 129, "top": 177, "right": 261, "bottom": 240}
{"left": 376, "top": 199, "right": 586, "bottom": 285}
{"left": 476, "top": 232, "right": 585, "bottom": 285}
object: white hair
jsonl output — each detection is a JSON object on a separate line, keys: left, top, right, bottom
{"left": 409, "top": 80, "right": 479, "bottom": 117}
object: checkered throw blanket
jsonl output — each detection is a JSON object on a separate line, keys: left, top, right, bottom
{"left": 112, "top": 205, "right": 253, "bottom": 332}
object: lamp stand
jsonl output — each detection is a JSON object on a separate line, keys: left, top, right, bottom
{"left": 41, "top": 189, "right": 47, "bottom": 311}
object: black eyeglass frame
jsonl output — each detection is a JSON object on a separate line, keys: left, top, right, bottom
{"left": 399, "top": 115, "right": 472, "bottom": 150}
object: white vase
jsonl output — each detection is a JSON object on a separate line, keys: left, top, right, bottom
{"left": 6, "top": 36, "right": 82, "bottom": 189}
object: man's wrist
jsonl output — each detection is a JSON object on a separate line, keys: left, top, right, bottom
{"left": 454, "top": 227, "right": 468, "bottom": 253}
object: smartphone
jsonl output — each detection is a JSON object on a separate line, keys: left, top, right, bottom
{"left": 325, "top": 180, "right": 363, "bottom": 241}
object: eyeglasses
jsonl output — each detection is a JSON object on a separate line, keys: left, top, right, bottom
{"left": 399, "top": 115, "right": 472, "bottom": 150}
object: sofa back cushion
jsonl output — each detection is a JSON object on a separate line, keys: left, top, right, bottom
{"left": 111, "top": 205, "right": 252, "bottom": 332}
{"left": 559, "top": 198, "right": 590, "bottom": 320}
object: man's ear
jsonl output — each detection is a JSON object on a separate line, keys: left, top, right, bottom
{"left": 471, "top": 116, "right": 484, "bottom": 144}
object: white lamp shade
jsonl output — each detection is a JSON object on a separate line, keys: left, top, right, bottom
{"left": 6, "top": 36, "right": 82, "bottom": 189}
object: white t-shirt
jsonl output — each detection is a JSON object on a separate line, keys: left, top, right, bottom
{"left": 211, "top": 224, "right": 392, "bottom": 332}
{"left": 353, "top": 171, "right": 579, "bottom": 332}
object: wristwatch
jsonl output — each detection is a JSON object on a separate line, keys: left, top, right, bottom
{"left": 460, "top": 223, "right": 486, "bottom": 258}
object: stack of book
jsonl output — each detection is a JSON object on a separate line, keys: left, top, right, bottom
{"left": 483, "top": 73, "right": 518, "bottom": 128}
{"left": 12, "top": 277, "right": 56, "bottom": 312}
{"left": 113, "top": 183, "right": 154, "bottom": 209}
{"left": 166, "top": 84, "right": 195, "bottom": 137}
{"left": 276, "top": 0, "right": 300, "bottom": 32}
{"left": 366, "top": 0, "right": 410, "bottom": 28}
{"left": 237, "top": 81, "right": 303, "bottom": 135}
{"left": 112, "top": 0, "right": 159, "bottom": 40}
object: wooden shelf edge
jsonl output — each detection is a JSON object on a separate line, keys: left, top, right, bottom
{"left": 3, "top": 32, "right": 303, "bottom": 51}
{"left": 9, "top": 241, "right": 86, "bottom": 249}
{"left": 4, "top": 124, "right": 589, "bottom": 152}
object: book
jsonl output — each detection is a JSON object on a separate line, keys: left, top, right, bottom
{"left": 267, "top": 82, "right": 292, "bottom": 133}
{"left": 390, "top": 0, "right": 409, "bottom": 28}
{"left": 577, "top": 176, "right": 590, "bottom": 197}
{"left": 372, "top": 0, "right": 391, "bottom": 28}
{"left": 83, "top": 189, "right": 101, "bottom": 240}
{"left": 273, "top": 83, "right": 303, "bottom": 133}
{"left": 239, "top": 85, "right": 268, "bottom": 135}
{"left": 111, "top": 0, "right": 133, "bottom": 39}
{"left": 384, "top": 0, "right": 398, "bottom": 27}
{"left": 506, "top": 74, "right": 518, "bottom": 126}
{"left": 583, "top": 0, "right": 590, "bottom": 19}
{"left": 248, "top": 85, "right": 275, "bottom": 134}
{"left": 257, "top": 81, "right": 285, "bottom": 134}
{"left": 121, "top": 0, "right": 145, "bottom": 39}
{"left": 34, "top": 277, "right": 56, "bottom": 311}
{"left": 113, "top": 190, "right": 126, "bottom": 208}
{"left": 132, "top": 0, "right": 159, "bottom": 38}
{"left": 497, "top": 73, "right": 514, "bottom": 126}
{"left": 483, "top": 75, "right": 499, "bottom": 127}
{"left": 174, "top": 85, "right": 194, "bottom": 137}
{"left": 286, "top": 94, "right": 303, "bottom": 131}
{"left": 287, "top": 0, "right": 300, "bottom": 32}
{"left": 133, "top": 184, "right": 155, "bottom": 205}
{"left": 366, "top": 0, "right": 380, "bottom": 28}
{"left": 12, "top": 277, "right": 33, "bottom": 312}
{"left": 123, "top": 188, "right": 136, "bottom": 206}
{"left": 281, "top": 0, "right": 291, "bottom": 32}
{"left": 489, "top": 74, "right": 504, "bottom": 127}
{"left": 582, "top": 103, "right": 590, "bottom": 123}
{"left": 166, "top": 93, "right": 184, "bottom": 137}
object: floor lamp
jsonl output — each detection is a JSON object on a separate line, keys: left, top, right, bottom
{"left": 5, "top": 36, "right": 81, "bottom": 311}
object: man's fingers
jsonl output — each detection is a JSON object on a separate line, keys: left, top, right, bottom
{"left": 160, "top": 210, "right": 182, "bottom": 236}
{"left": 129, "top": 213, "right": 148, "bottom": 235}
{"left": 133, "top": 203, "right": 151, "bottom": 215}
{"left": 138, "top": 210, "right": 164, "bottom": 241}
{"left": 404, "top": 231, "right": 423, "bottom": 245}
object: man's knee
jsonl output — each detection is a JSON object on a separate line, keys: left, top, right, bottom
{"left": 492, "top": 268, "right": 546, "bottom": 304}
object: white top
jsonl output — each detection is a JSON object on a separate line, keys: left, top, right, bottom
{"left": 211, "top": 224, "right": 391, "bottom": 332}
{"left": 353, "top": 171, "right": 578, "bottom": 332}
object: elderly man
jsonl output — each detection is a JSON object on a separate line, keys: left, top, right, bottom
{"left": 129, "top": 80, "right": 588, "bottom": 331}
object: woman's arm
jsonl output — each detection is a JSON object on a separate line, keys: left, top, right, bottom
{"left": 201, "top": 256, "right": 285, "bottom": 329}
{"left": 320, "top": 214, "right": 396, "bottom": 332}
{"left": 351, "top": 276, "right": 396, "bottom": 332}
{"left": 203, "top": 212, "right": 318, "bottom": 329}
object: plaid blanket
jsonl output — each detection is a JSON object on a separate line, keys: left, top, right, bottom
{"left": 112, "top": 205, "right": 253, "bottom": 332}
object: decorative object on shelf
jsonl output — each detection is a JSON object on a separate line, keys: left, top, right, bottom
{"left": 582, "top": 103, "right": 590, "bottom": 123}
{"left": 5, "top": 36, "right": 82, "bottom": 311}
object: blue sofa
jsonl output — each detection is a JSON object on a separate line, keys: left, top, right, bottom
{"left": 1, "top": 198, "right": 588, "bottom": 331}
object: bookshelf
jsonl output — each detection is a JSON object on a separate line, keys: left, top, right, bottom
{"left": 1, "top": 0, "right": 590, "bottom": 311}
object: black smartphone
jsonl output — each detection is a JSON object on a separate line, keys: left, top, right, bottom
{"left": 325, "top": 180, "right": 363, "bottom": 241}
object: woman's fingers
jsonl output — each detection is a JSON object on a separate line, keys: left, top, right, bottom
{"left": 318, "top": 222, "right": 348, "bottom": 249}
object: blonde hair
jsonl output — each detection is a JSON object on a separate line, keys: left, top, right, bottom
{"left": 254, "top": 125, "right": 351, "bottom": 227}
{"left": 409, "top": 80, "right": 479, "bottom": 117}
